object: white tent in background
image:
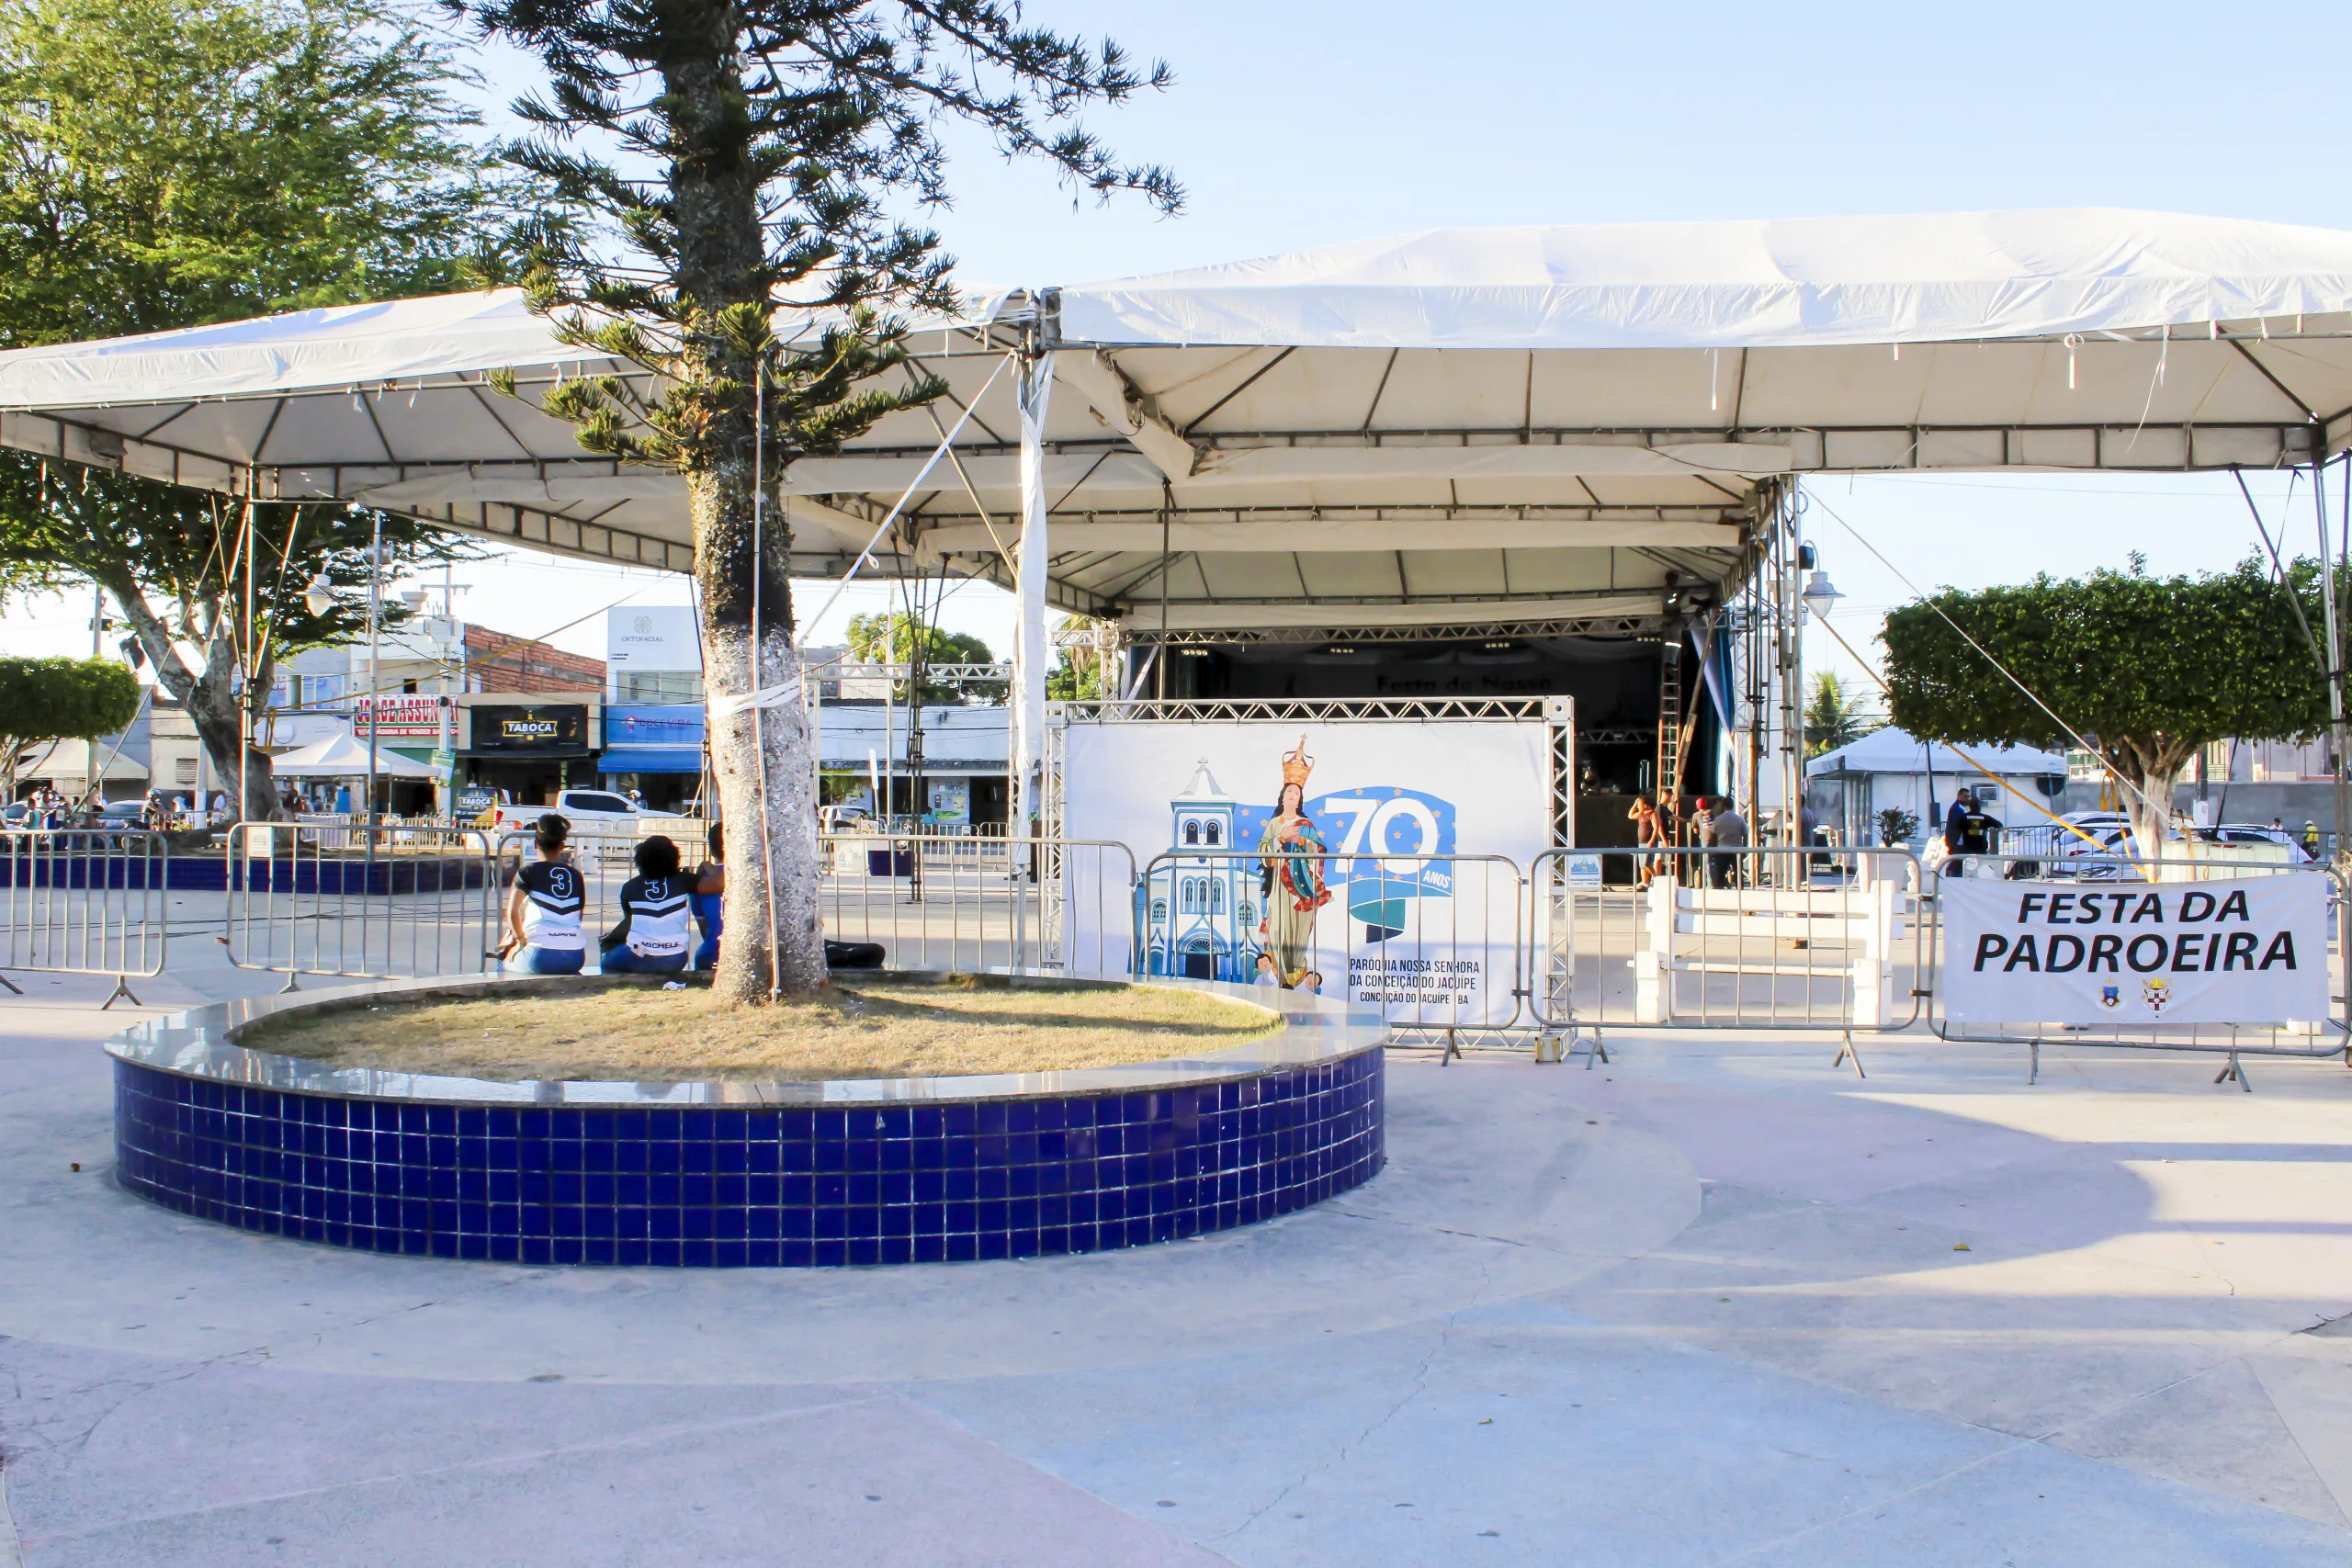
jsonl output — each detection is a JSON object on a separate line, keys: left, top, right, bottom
{"left": 1807, "top": 728, "right": 2072, "bottom": 847}
{"left": 266, "top": 731, "right": 434, "bottom": 779}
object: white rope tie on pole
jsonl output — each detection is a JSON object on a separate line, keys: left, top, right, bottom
{"left": 707, "top": 675, "right": 803, "bottom": 718}
{"left": 792, "top": 350, "right": 1016, "bottom": 650}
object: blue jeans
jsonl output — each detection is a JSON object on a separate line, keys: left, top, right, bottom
{"left": 601, "top": 945, "right": 688, "bottom": 975}
{"left": 507, "top": 945, "right": 584, "bottom": 976}
{"left": 691, "top": 892, "right": 722, "bottom": 970}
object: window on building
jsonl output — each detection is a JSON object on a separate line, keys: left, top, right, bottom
{"left": 1204, "top": 820, "right": 1220, "bottom": 845}
{"left": 401, "top": 679, "right": 419, "bottom": 694}
{"left": 1210, "top": 879, "right": 1224, "bottom": 913}
{"left": 1183, "top": 820, "right": 1199, "bottom": 845}
{"left": 620, "top": 671, "right": 704, "bottom": 704}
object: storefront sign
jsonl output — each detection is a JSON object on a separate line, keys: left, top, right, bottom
{"left": 1060, "top": 718, "right": 1552, "bottom": 1024}
{"left": 1940, "top": 875, "right": 2329, "bottom": 1025}
{"left": 355, "top": 694, "right": 450, "bottom": 738}
{"left": 469, "top": 705, "right": 588, "bottom": 751}
{"left": 606, "top": 606, "right": 699, "bottom": 671}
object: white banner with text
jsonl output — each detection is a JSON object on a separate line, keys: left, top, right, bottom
{"left": 1060, "top": 718, "right": 1550, "bottom": 1024}
{"left": 1941, "top": 876, "right": 2330, "bottom": 1026}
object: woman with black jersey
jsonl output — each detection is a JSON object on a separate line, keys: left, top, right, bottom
{"left": 601, "top": 834, "right": 695, "bottom": 974}
{"left": 502, "top": 814, "right": 585, "bottom": 974}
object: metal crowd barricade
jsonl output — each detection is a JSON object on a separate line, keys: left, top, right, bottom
{"left": 225, "top": 821, "right": 498, "bottom": 986}
{"left": 820, "top": 830, "right": 1138, "bottom": 977}
{"left": 1132, "top": 848, "right": 1527, "bottom": 1054}
{"left": 0, "top": 828, "right": 169, "bottom": 1007}
{"left": 488, "top": 829, "right": 1139, "bottom": 979}
{"left": 1923, "top": 849, "right": 2350, "bottom": 1089}
{"left": 1529, "top": 844, "right": 1928, "bottom": 1072}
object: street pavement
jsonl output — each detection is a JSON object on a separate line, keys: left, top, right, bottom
{"left": 5, "top": 953, "right": 2352, "bottom": 1566}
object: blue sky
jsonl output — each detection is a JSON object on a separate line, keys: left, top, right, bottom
{"left": 5, "top": 0, "right": 2342, "bottom": 685}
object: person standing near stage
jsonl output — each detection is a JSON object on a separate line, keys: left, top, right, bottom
{"left": 1255, "top": 738, "right": 1332, "bottom": 992}
{"left": 1707, "top": 796, "right": 1748, "bottom": 887}
{"left": 1628, "top": 795, "right": 1664, "bottom": 886}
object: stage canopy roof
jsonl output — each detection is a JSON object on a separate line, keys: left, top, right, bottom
{"left": 6, "top": 208, "right": 2351, "bottom": 641}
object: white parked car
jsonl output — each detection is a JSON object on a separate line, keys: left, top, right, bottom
{"left": 497, "top": 790, "right": 684, "bottom": 862}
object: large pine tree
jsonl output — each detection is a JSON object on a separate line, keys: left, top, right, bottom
{"left": 454, "top": 0, "right": 1179, "bottom": 1001}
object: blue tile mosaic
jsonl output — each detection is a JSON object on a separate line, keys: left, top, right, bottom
{"left": 107, "top": 982, "right": 1385, "bottom": 1269}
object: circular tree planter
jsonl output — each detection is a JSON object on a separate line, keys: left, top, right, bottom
{"left": 106, "top": 974, "right": 1385, "bottom": 1267}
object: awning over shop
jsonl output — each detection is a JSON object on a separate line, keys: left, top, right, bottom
{"left": 599, "top": 705, "right": 706, "bottom": 773}
{"left": 599, "top": 748, "right": 703, "bottom": 774}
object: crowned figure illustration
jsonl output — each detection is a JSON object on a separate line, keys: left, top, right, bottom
{"left": 1255, "top": 735, "right": 1333, "bottom": 991}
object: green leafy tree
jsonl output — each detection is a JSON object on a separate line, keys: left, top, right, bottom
{"left": 1883, "top": 558, "right": 2329, "bottom": 856}
{"left": 0, "top": 656, "right": 142, "bottom": 803}
{"left": 0, "top": 0, "right": 509, "bottom": 819}
{"left": 1804, "top": 670, "right": 1876, "bottom": 757}
{"left": 844, "top": 610, "right": 993, "bottom": 704}
{"left": 455, "top": 0, "right": 1178, "bottom": 999}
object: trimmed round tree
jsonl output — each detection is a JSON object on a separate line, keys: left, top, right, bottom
{"left": 1882, "top": 558, "right": 2332, "bottom": 859}
{"left": 0, "top": 656, "right": 142, "bottom": 804}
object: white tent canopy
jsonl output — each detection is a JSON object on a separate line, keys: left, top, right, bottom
{"left": 266, "top": 731, "right": 434, "bottom": 779}
{"left": 5, "top": 208, "right": 2350, "bottom": 641}
{"left": 1806, "top": 727, "right": 2069, "bottom": 779}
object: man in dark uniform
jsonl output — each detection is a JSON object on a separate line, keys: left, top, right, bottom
{"left": 1943, "top": 787, "right": 2000, "bottom": 876}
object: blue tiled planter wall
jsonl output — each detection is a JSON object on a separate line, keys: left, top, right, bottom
{"left": 113, "top": 1049, "right": 1384, "bottom": 1267}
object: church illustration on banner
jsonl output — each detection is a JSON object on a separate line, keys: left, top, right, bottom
{"left": 1141, "top": 760, "right": 1263, "bottom": 981}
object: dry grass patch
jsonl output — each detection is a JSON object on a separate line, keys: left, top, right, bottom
{"left": 236, "top": 975, "right": 1283, "bottom": 1082}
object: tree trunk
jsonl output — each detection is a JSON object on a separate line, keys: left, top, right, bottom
{"left": 109, "top": 580, "right": 281, "bottom": 824}
{"left": 2112, "top": 739, "right": 2192, "bottom": 867}
{"left": 702, "top": 598, "right": 827, "bottom": 1003}
{"left": 667, "top": 9, "right": 827, "bottom": 1001}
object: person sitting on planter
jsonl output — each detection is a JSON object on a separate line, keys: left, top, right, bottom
{"left": 600, "top": 834, "right": 695, "bottom": 975}
{"left": 690, "top": 822, "right": 724, "bottom": 971}
{"left": 501, "top": 814, "right": 585, "bottom": 975}
{"left": 684, "top": 821, "right": 885, "bottom": 971}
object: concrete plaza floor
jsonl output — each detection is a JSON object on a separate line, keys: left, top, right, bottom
{"left": 5, "top": 954, "right": 2352, "bottom": 1565}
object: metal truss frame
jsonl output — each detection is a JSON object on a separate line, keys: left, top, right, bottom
{"left": 1125, "top": 615, "right": 1668, "bottom": 646}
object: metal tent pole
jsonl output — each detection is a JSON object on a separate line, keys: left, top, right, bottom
{"left": 2321, "top": 457, "right": 2349, "bottom": 865}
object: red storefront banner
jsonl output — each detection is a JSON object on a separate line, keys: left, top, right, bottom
{"left": 353, "top": 694, "right": 452, "bottom": 738}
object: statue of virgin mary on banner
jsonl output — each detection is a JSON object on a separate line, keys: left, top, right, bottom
{"left": 1256, "top": 736, "right": 1333, "bottom": 990}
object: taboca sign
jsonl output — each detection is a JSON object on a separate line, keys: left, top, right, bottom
{"left": 468, "top": 705, "right": 588, "bottom": 751}
{"left": 1941, "top": 876, "right": 2331, "bottom": 1026}
{"left": 354, "top": 695, "right": 449, "bottom": 737}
